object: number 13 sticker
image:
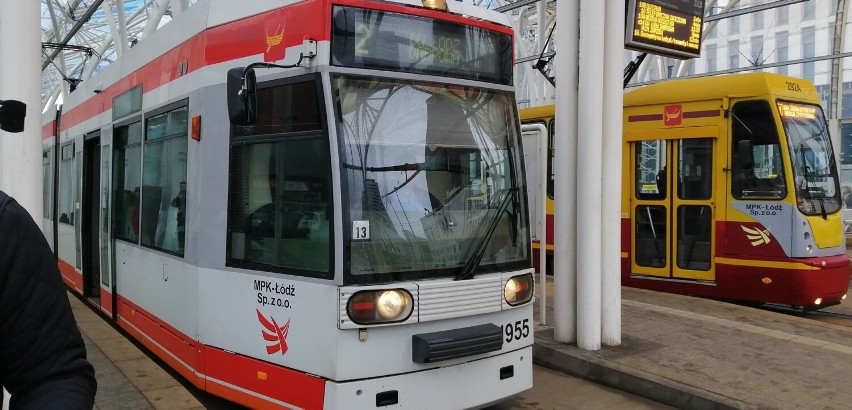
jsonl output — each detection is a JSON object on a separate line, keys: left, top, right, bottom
{"left": 353, "top": 220, "right": 370, "bottom": 240}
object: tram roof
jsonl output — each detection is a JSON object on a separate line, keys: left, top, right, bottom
{"left": 624, "top": 72, "right": 821, "bottom": 107}
{"left": 518, "top": 105, "right": 555, "bottom": 121}
{"left": 57, "top": 0, "right": 513, "bottom": 112}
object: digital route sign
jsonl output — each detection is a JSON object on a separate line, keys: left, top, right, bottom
{"left": 625, "top": 0, "right": 705, "bottom": 59}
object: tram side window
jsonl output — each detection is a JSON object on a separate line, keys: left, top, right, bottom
{"left": 547, "top": 120, "right": 555, "bottom": 198}
{"left": 140, "top": 105, "right": 188, "bottom": 255}
{"left": 731, "top": 100, "right": 786, "bottom": 199}
{"left": 678, "top": 139, "right": 713, "bottom": 200}
{"left": 635, "top": 205, "right": 666, "bottom": 268}
{"left": 234, "top": 81, "right": 322, "bottom": 137}
{"left": 227, "top": 140, "right": 331, "bottom": 274}
{"left": 112, "top": 121, "right": 143, "bottom": 242}
{"left": 58, "top": 143, "right": 76, "bottom": 225}
{"left": 227, "top": 78, "right": 331, "bottom": 276}
{"left": 43, "top": 148, "right": 53, "bottom": 219}
{"left": 635, "top": 140, "right": 667, "bottom": 200}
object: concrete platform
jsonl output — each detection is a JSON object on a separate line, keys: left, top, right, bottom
{"left": 532, "top": 280, "right": 852, "bottom": 410}
{"left": 68, "top": 294, "right": 205, "bottom": 410}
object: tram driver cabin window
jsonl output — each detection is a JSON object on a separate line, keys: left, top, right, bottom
{"left": 731, "top": 100, "right": 787, "bottom": 200}
{"left": 227, "top": 78, "right": 331, "bottom": 276}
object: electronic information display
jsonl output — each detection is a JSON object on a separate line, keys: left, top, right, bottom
{"left": 331, "top": 6, "right": 513, "bottom": 85}
{"left": 778, "top": 102, "right": 819, "bottom": 120}
{"left": 625, "top": 0, "right": 705, "bottom": 59}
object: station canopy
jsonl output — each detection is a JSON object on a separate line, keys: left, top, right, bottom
{"left": 40, "top": 0, "right": 196, "bottom": 109}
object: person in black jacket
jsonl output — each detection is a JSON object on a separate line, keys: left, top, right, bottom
{"left": 0, "top": 190, "right": 96, "bottom": 409}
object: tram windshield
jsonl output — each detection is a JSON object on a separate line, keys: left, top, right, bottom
{"left": 333, "top": 76, "right": 528, "bottom": 280}
{"left": 778, "top": 101, "right": 841, "bottom": 216}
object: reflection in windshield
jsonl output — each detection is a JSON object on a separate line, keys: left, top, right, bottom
{"left": 779, "top": 101, "right": 841, "bottom": 216}
{"left": 334, "top": 76, "right": 528, "bottom": 278}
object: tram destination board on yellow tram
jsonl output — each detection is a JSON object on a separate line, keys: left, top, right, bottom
{"left": 625, "top": 0, "right": 704, "bottom": 59}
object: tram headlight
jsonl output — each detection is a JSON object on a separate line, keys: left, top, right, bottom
{"left": 504, "top": 273, "right": 533, "bottom": 306}
{"left": 347, "top": 289, "right": 413, "bottom": 324}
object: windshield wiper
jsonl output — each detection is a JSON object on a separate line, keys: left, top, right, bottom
{"left": 341, "top": 161, "right": 466, "bottom": 174}
{"left": 455, "top": 187, "right": 519, "bottom": 281}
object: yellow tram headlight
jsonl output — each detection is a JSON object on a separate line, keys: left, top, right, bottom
{"left": 347, "top": 289, "right": 413, "bottom": 324}
{"left": 504, "top": 273, "right": 534, "bottom": 306}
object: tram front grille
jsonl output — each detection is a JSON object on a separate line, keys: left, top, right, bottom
{"left": 411, "top": 323, "right": 503, "bottom": 363}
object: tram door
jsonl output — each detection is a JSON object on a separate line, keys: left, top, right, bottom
{"left": 82, "top": 134, "right": 115, "bottom": 314}
{"left": 631, "top": 137, "right": 715, "bottom": 281}
{"left": 82, "top": 133, "right": 101, "bottom": 301}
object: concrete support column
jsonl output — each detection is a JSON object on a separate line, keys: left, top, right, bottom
{"left": 0, "top": 0, "right": 43, "bottom": 222}
{"left": 553, "top": 0, "right": 579, "bottom": 343}
{"left": 575, "top": 0, "right": 605, "bottom": 351}
{"left": 601, "top": 0, "right": 624, "bottom": 347}
{"left": 552, "top": 0, "right": 623, "bottom": 350}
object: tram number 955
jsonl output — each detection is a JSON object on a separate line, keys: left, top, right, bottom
{"left": 502, "top": 319, "right": 530, "bottom": 343}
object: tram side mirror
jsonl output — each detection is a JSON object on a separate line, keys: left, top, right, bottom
{"left": 737, "top": 139, "right": 754, "bottom": 169}
{"left": 227, "top": 68, "right": 257, "bottom": 125}
{"left": 0, "top": 99, "right": 26, "bottom": 133}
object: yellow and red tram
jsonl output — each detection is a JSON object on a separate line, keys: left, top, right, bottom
{"left": 520, "top": 72, "right": 850, "bottom": 310}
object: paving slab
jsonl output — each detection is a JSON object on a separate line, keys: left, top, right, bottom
{"left": 533, "top": 281, "right": 852, "bottom": 410}
{"left": 67, "top": 293, "right": 205, "bottom": 410}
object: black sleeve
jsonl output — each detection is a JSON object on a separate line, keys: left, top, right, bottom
{"left": 0, "top": 192, "right": 97, "bottom": 409}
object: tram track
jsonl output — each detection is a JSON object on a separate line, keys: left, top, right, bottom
{"left": 802, "top": 309, "right": 852, "bottom": 328}
{"left": 756, "top": 302, "right": 852, "bottom": 329}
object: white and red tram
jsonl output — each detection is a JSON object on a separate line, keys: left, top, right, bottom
{"left": 41, "top": 0, "right": 534, "bottom": 408}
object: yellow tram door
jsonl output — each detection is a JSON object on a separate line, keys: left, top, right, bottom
{"left": 629, "top": 132, "right": 716, "bottom": 282}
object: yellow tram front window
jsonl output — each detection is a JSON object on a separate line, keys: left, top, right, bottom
{"left": 778, "top": 101, "right": 842, "bottom": 216}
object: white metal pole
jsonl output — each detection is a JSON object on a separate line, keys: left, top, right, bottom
{"left": 522, "top": 123, "right": 549, "bottom": 325}
{"left": 536, "top": 0, "right": 546, "bottom": 105}
{"left": 576, "top": 0, "right": 604, "bottom": 350}
{"left": 601, "top": 0, "right": 624, "bottom": 347}
{"left": 0, "top": 0, "right": 43, "bottom": 222}
{"left": 544, "top": 14, "right": 556, "bottom": 103}
{"left": 829, "top": 0, "right": 849, "bottom": 170}
{"left": 553, "top": 0, "right": 579, "bottom": 343}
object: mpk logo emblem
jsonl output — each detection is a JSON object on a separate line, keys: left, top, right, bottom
{"left": 663, "top": 105, "right": 683, "bottom": 126}
{"left": 741, "top": 225, "right": 771, "bottom": 246}
{"left": 257, "top": 309, "right": 290, "bottom": 355}
{"left": 264, "top": 24, "right": 286, "bottom": 62}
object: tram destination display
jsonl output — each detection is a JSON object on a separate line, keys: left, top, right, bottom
{"left": 331, "top": 6, "right": 513, "bottom": 85}
{"left": 625, "top": 0, "right": 704, "bottom": 59}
